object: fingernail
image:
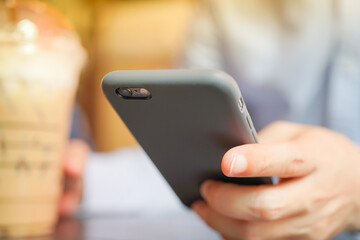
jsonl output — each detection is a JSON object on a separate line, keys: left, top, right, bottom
{"left": 229, "top": 154, "right": 247, "bottom": 175}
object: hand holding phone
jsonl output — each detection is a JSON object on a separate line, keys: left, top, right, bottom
{"left": 102, "top": 69, "right": 272, "bottom": 207}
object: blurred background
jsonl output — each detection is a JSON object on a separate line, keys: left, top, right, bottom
{"left": 45, "top": 0, "right": 197, "bottom": 152}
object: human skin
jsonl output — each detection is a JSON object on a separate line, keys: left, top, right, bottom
{"left": 59, "top": 139, "right": 90, "bottom": 217}
{"left": 192, "top": 121, "right": 360, "bottom": 240}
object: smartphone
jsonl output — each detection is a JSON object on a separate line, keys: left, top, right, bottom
{"left": 102, "top": 69, "right": 273, "bottom": 207}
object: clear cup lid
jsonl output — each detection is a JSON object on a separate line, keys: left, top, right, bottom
{"left": 0, "top": 0, "right": 77, "bottom": 43}
{"left": 0, "top": 0, "right": 87, "bottom": 89}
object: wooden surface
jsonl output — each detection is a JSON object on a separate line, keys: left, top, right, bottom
{"left": 43, "top": 0, "right": 196, "bottom": 151}
{"left": 84, "top": 0, "right": 196, "bottom": 151}
{"left": 51, "top": 211, "right": 220, "bottom": 240}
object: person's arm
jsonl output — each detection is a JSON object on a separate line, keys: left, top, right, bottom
{"left": 192, "top": 121, "right": 360, "bottom": 240}
{"left": 180, "top": 0, "right": 224, "bottom": 70}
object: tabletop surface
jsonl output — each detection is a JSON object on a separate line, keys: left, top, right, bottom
{"left": 28, "top": 211, "right": 221, "bottom": 240}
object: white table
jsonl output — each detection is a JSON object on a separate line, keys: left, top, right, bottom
{"left": 78, "top": 147, "right": 221, "bottom": 240}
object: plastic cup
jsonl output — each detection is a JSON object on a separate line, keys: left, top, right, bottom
{"left": 0, "top": 0, "right": 86, "bottom": 237}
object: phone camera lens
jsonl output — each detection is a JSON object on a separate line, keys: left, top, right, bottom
{"left": 116, "top": 88, "right": 133, "bottom": 97}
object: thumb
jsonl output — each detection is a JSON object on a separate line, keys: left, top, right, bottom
{"left": 222, "top": 142, "right": 315, "bottom": 178}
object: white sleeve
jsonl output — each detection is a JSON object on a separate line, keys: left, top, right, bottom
{"left": 180, "top": 1, "right": 224, "bottom": 70}
{"left": 80, "top": 147, "right": 184, "bottom": 215}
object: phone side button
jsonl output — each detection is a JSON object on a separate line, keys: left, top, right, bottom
{"left": 246, "top": 115, "right": 253, "bottom": 130}
{"left": 252, "top": 131, "right": 258, "bottom": 142}
{"left": 238, "top": 97, "right": 244, "bottom": 112}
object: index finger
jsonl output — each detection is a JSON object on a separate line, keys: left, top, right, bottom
{"left": 221, "top": 142, "right": 315, "bottom": 178}
{"left": 200, "top": 179, "right": 308, "bottom": 221}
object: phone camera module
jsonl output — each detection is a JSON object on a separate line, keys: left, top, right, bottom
{"left": 116, "top": 88, "right": 133, "bottom": 97}
{"left": 115, "top": 87, "right": 152, "bottom": 100}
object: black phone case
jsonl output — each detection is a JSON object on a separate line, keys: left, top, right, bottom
{"left": 102, "top": 69, "right": 272, "bottom": 207}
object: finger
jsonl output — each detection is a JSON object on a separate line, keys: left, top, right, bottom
{"left": 221, "top": 142, "right": 315, "bottom": 178}
{"left": 200, "top": 179, "right": 308, "bottom": 221}
{"left": 221, "top": 235, "right": 237, "bottom": 240}
{"left": 193, "top": 201, "right": 306, "bottom": 240}
{"left": 192, "top": 201, "right": 247, "bottom": 239}
{"left": 63, "top": 139, "right": 90, "bottom": 179}
{"left": 58, "top": 181, "right": 83, "bottom": 217}
{"left": 258, "top": 121, "right": 305, "bottom": 144}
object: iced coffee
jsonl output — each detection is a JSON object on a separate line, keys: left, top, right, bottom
{"left": 0, "top": 0, "right": 86, "bottom": 237}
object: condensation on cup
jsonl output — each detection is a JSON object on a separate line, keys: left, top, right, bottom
{"left": 0, "top": 0, "right": 86, "bottom": 237}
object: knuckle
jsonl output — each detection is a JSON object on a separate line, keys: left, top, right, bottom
{"left": 268, "top": 120, "right": 287, "bottom": 129}
{"left": 246, "top": 147, "right": 272, "bottom": 176}
{"left": 282, "top": 142, "right": 307, "bottom": 176}
{"left": 249, "top": 150, "right": 271, "bottom": 175}
{"left": 268, "top": 120, "right": 299, "bottom": 132}
{"left": 249, "top": 206, "right": 279, "bottom": 221}
{"left": 249, "top": 190, "right": 282, "bottom": 221}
